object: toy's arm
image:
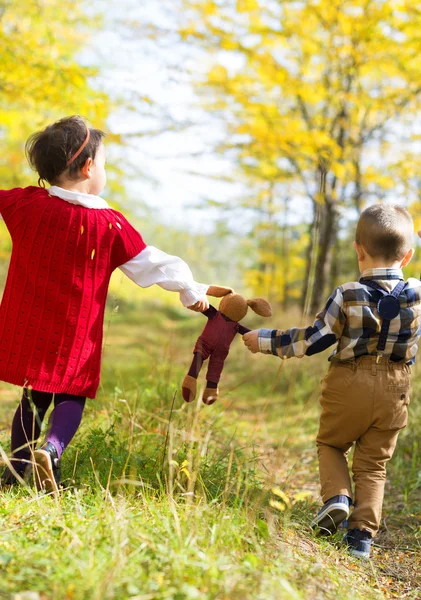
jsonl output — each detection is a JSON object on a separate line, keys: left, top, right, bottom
{"left": 202, "top": 305, "right": 218, "bottom": 320}
{"left": 237, "top": 324, "right": 250, "bottom": 335}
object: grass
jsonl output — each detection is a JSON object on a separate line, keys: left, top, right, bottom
{"left": 0, "top": 294, "right": 420, "bottom": 599}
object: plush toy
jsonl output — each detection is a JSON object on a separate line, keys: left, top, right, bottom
{"left": 182, "top": 286, "right": 272, "bottom": 405}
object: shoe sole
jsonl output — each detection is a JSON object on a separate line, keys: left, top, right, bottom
{"left": 33, "top": 449, "right": 59, "bottom": 495}
{"left": 348, "top": 547, "right": 371, "bottom": 560}
{"left": 311, "top": 503, "right": 350, "bottom": 535}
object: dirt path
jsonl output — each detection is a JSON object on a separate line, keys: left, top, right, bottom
{"left": 236, "top": 394, "right": 421, "bottom": 599}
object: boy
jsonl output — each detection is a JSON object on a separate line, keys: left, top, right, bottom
{"left": 244, "top": 204, "right": 421, "bottom": 559}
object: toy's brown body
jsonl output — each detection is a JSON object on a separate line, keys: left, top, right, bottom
{"left": 182, "top": 291, "right": 272, "bottom": 405}
{"left": 194, "top": 306, "right": 249, "bottom": 387}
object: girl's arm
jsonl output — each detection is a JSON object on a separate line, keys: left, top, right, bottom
{"left": 119, "top": 246, "right": 210, "bottom": 309}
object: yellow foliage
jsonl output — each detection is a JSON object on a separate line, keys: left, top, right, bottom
{"left": 202, "top": 0, "right": 218, "bottom": 16}
{"left": 0, "top": 0, "right": 109, "bottom": 190}
{"left": 208, "top": 65, "right": 229, "bottom": 85}
{"left": 181, "top": 0, "right": 421, "bottom": 203}
{"left": 236, "top": 0, "right": 259, "bottom": 12}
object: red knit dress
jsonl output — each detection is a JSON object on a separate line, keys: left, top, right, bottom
{"left": 0, "top": 186, "right": 146, "bottom": 398}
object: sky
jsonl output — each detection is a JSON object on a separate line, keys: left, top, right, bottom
{"left": 82, "top": 0, "right": 421, "bottom": 247}
{"left": 83, "top": 0, "right": 250, "bottom": 234}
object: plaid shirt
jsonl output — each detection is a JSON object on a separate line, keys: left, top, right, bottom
{"left": 258, "top": 268, "right": 421, "bottom": 364}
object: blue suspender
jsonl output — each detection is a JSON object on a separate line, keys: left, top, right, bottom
{"left": 362, "top": 279, "right": 407, "bottom": 361}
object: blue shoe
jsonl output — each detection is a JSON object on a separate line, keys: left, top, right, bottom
{"left": 311, "top": 495, "right": 351, "bottom": 535}
{"left": 344, "top": 528, "right": 372, "bottom": 559}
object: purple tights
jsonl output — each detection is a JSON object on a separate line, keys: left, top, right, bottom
{"left": 10, "top": 389, "right": 85, "bottom": 474}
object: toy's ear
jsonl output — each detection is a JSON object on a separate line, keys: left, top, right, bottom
{"left": 247, "top": 298, "right": 272, "bottom": 317}
{"left": 206, "top": 285, "right": 234, "bottom": 298}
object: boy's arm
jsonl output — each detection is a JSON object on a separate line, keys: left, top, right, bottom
{"left": 246, "top": 287, "right": 346, "bottom": 358}
{"left": 119, "top": 246, "right": 210, "bottom": 309}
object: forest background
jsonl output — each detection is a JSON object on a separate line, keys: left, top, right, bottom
{"left": 1, "top": 1, "right": 421, "bottom": 599}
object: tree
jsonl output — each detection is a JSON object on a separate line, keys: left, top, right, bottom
{"left": 0, "top": 0, "right": 109, "bottom": 189}
{"left": 172, "top": 0, "right": 421, "bottom": 311}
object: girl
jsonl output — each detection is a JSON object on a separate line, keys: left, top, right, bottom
{"left": 0, "top": 115, "right": 229, "bottom": 494}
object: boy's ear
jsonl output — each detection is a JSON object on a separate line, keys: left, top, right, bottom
{"left": 206, "top": 285, "right": 234, "bottom": 298}
{"left": 401, "top": 247, "right": 414, "bottom": 268}
{"left": 353, "top": 241, "right": 365, "bottom": 261}
{"left": 247, "top": 298, "right": 272, "bottom": 317}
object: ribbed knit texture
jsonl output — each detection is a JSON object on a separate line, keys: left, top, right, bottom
{"left": 0, "top": 187, "right": 146, "bottom": 397}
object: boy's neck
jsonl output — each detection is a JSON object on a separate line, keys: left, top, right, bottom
{"left": 360, "top": 259, "right": 402, "bottom": 273}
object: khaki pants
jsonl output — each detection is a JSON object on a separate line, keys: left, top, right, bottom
{"left": 316, "top": 356, "right": 410, "bottom": 536}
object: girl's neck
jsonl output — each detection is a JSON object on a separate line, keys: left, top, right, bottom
{"left": 54, "top": 180, "right": 91, "bottom": 195}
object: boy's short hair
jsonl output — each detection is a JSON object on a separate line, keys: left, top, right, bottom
{"left": 26, "top": 115, "right": 105, "bottom": 186}
{"left": 355, "top": 204, "right": 414, "bottom": 261}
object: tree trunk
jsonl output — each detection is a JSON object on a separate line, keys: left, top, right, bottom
{"left": 310, "top": 200, "right": 338, "bottom": 315}
{"left": 300, "top": 199, "right": 317, "bottom": 311}
{"left": 281, "top": 195, "right": 290, "bottom": 310}
{"left": 329, "top": 230, "right": 340, "bottom": 292}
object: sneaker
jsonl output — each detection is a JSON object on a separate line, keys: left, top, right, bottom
{"left": 0, "top": 466, "right": 20, "bottom": 489}
{"left": 33, "top": 442, "right": 61, "bottom": 495}
{"left": 311, "top": 495, "right": 351, "bottom": 535}
{"left": 344, "top": 528, "right": 372, "bottom": 559}
{"left": 0, "top": 462, "right": 31, "bottom": 488}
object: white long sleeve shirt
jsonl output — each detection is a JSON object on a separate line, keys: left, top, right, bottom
{"left": 48, "top": 186, "right": 209, "bottom": 307}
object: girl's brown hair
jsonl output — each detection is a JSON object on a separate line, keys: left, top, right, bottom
{"left": 26, "top": 116, "right": 105, "bottom": 186}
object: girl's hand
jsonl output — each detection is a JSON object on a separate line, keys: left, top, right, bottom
{"left": 188, "top": 298, "right": 210, "bottom": 312}
{"left": 243, "top": 330, "right": 260, "bottom": 354}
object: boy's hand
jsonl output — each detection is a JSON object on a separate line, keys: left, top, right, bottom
{"left": 243, "top": 330, "right": 260, "bottom": 354}
{"left": 188, "top": 298, "right": 209, "bottom": 312}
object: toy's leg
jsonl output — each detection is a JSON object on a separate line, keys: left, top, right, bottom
{"left": 203, "top": 352, "right": 227, "bottom": 405}
{"left": 188, "top": 352, "right": 204, "bottom": 378}
{"left": 182, "top": 353, "right": 204, "bottom": 403}
{"left": 203, "top": 383, "right": 218, "bottom": 406}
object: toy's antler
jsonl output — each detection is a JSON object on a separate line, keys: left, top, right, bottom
{"left": 247, "top": 298, "right": 272, "bottom": 317}
{"left": 206, "top": 285, "right": 234, "bottom": 298}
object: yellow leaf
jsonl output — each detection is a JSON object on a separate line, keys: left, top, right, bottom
{"left": 269, "top": 500, "right": 286, "bottom": 512}
{"left": 293, "top": 491, "right": 313, "bottom": 503}
{"left": 271, "top": 487, "right": 291, "bottom": 506}
{"left": 180, "top": 459, "right": 191, "bottom": 480}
